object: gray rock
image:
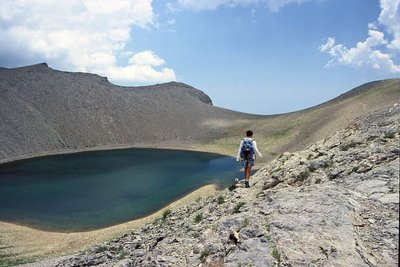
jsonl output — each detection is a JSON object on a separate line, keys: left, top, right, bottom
{"left": 112, "top": 259, "right": 131, "bottom": 267}
{"left": 379, "top": 194, "right": 399, "bottom": 204}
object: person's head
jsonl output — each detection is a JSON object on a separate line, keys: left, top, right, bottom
{"left": 246, "top": 130, "right": 253, "bottom": 137}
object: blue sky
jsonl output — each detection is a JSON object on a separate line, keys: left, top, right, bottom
{"left": 0, "top": 0, "right": 399, "bottom": 114}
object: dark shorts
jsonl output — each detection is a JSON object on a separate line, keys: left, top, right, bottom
{"left": 241, "top": 157, "right": 255, "bottom": 167}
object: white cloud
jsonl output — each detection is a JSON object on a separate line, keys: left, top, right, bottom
{"left": 319, "top": 0, "right": 400, "bottom": 74}
{"left": 129, "top": 51, "right": 166, "bottom": 66}
{"left": 107, "top": 63, "right": 176, "bottom": 84}
{"left": 379, "top": 0, "right": 400, "bottom": 50}
{"left": 176, "top": 0, "right": 316, "bottom": 11}
{"left": 0, "top": 0, "right": 176, "bottom": 84}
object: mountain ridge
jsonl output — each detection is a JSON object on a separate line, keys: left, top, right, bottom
{"left": 0, "top": 64, "right": 245, "bottom": 163}
{"left": 0, "top": 63, "right": 399, "bottom": 165}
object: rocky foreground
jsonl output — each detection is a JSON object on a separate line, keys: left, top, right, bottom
{"left": 56, "top": 104, "right": 399, "bottom": 267}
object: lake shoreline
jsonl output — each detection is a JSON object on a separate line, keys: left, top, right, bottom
{"left": 0, "top": 143, "right": 234, "bottom": 166}
{"left": 0, "top": 184, "right": 220, "bottom": 266}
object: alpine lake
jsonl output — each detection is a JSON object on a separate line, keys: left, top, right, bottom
{"left": 0, "top": 148, "right": 241, "bottom": 232}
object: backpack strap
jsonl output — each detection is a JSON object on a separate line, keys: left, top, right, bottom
{"left": 243, "top": 138, "right": 254, "bottom": 143}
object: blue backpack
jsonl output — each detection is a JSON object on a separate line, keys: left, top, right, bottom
{"left": 240, "top": 139, "right": 254, "bottom": 159}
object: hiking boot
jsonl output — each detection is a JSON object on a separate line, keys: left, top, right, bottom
{"left": 245, "top": 181, "right": 250, "bottom": 188}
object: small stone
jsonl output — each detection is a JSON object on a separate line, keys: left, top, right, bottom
{"left": 249, "top": 228, "right": 264, "bottom": 238}
{"left": 192, "top": 244, "right": 203, "bottom": 254}
{"left": 379, "top": 194, "right": 399, "bottom": 204}
{"left": 132, "top": 249, "right": 147, "bottom": 258}
{"left": 229, "top": 230, "right": 240, "bottom": 244}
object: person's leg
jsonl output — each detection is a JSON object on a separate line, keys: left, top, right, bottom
{"left": 245, "top": 157, "right": 255, "bottom": 187}
{"left": 243, "top": 160, "right": 249, "bottom": 180}
{"left": 244, "top": 166, "right": 251, "bottom": 188}
{"left": 246, "top": 166, "right": 252, "bottom": 180}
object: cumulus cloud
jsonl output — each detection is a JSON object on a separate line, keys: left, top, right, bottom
{"left": 319, "top": 0, "right": 400, "bottom": 74}
{"left": 130, "top": 51, "right": 166, "bottom": 66}
{"left": 110, "top": 50, "right": 175, "bottom": 83}
{"left": 0, "top": 0, "right": 176, "bottom": 84}
{"left": 379, "top": 0, "right": 400, "bottom": 50}
{"left": 176, "top": 0, "right": 315, "bottom": 11}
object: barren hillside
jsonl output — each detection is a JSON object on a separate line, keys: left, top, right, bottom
{"left": 0, "top": 63, "right": 399, "bottom": 164}
{"left": 0, "top": 63, "right": 250, "bottom": 163}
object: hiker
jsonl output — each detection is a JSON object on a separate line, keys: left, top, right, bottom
{"left": 236, "top": 130, "right": 262, "bottom": 188}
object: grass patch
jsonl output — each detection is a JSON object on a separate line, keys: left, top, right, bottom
{"left": 265, "top": 222, "right": 270, "bottom": 233}
{"left": 110, "top": 244, "right": 124, "bottom": 253}
{"left": 0, "top": 256, "right": 31, "bottom": 267}
{"left": 162, "top": 209, "right": 171, "bottom": 221}
{"left": 0, "top": 251, "right": 31, "bottom": 267}
{"left": 264, "top": 223, "right": 272, "bottom": 241}
{"left": 199, "top": 249, "right": 210, "bottom": 262}
{"left": 264, "top": 220, "right": 281, "bottom": 264}
{"left": 192, "top": 232, "right": 200, "bottom": 239}
{"left": 194, "top": 213, "right": 203, "bottom": 224}
{"left": 217, "top": 195, "right": 225, "bottom": 204}
{"left": 351, "top": 166, "right": 359, "bottom": 173}
{"left": 232, "top": 202, "right": 245, "bottom": 214}
{"left": 385, "top": 132, "right": 395, "bottom": 139}
{"left": 228, "top": 183, "right": 237, "bottom": 191}
{"left": 117, "top": 250, "right": 129, "bottom": 260}
{"left": 95, "top": 245, "right": 107, "bottom": 253}
{"left": 271, "top": 244, "right": 281, "bottom": 264}
{"left": 319, "top": 246, "right": 329, "bottom": 258}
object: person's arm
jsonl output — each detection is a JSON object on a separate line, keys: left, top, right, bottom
{"left": 253, "top": 140, "right": 262, "bottom": 157}
{"left": 236, "top": 139, "right": 244, "bottom": 161}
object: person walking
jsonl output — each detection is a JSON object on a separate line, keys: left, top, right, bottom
{"left": 236, "top": 130, "right": 262, "bottom": 188}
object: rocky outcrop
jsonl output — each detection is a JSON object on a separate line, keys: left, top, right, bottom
{"left": 257, "top": 104, "right": 399, "bottom": 266}
{"left": 55, "top": 104, "right": 399, "bottom": 266}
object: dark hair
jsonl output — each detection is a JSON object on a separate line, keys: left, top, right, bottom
{"left": 246, "top": 130, "right": 253, "bottom": 137}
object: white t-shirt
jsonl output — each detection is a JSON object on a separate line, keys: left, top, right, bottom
{"left": 236, "top": 137, "right": 262, "bottom": 160}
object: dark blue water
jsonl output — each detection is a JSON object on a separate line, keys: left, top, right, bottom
{"left": 0, "top": 148, "right": 241, "bottom": 232}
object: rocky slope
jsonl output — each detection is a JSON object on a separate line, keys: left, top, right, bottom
{"left": 55, "top": 104, "right": 399, "bottom": 266}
